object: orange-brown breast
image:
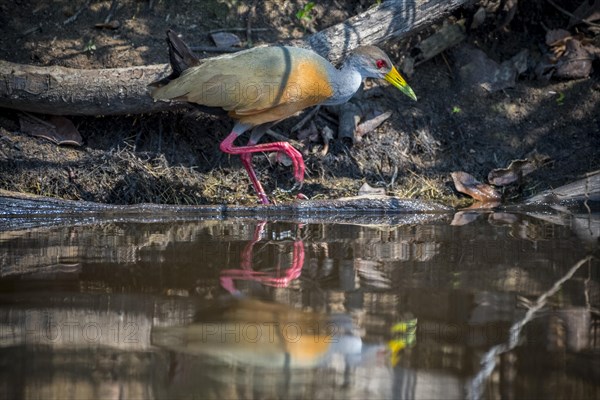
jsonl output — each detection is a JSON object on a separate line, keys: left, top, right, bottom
{"left": 230, "top": 57, "right": 334, "bottom": 126}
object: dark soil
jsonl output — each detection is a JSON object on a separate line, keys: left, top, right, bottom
{"left": 1, "top": 0, "right": 599, "bottom": 205}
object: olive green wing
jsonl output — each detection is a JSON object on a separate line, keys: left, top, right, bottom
{"left": 151, "top": 49, "right": 282, "bottom": 113}
{"left": 151, "top": 47, "right": 332, "bottom": 116}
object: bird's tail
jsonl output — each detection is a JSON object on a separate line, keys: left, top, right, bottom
{"left": 149, "top": 30, "right": 199, "bottom": 89}
{"left": 165, "top": 29, "right": 199, "bottom": 76}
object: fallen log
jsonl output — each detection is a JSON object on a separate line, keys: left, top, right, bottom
{"left": 525, "top": 170, "right": 600, "bottom": 204}
{"left": 0, "top": 189, "right": 451, "bottom": 231}
{"left": 0, "top": 0, "right": 467, "bottom": 116}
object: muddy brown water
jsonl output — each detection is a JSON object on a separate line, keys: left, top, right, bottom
{"left": 0, "top": 209, "right": 598, "bottom": 399}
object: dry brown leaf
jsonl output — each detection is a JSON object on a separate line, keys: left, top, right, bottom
{"left": 488, "top": 168, "right": 522, "bottom": 186}
{"left": 488, "top": 154, "right": 550, "bottom": 186}
{"left": 540, "top": 30, "right": 596, "bottom": 79}
{"left": 358, "top": 182, "right": 386, "bottom": 196}
{"left": 210, "top": 32, "right": 242, "bottom": 48}
{"left": 48, "top": 116, "right": 83, "bottom": 146}
{"left": 19, "top": 114, "right": 83, "bottom": 146}
{"left": 556, "top": 38, "right": 594, "bottom": 79}
{"left": 451, "top": 171, "right": 501, "bottom": 202}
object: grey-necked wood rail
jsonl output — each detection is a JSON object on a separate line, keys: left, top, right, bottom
{"left": 150, "top": 30, "right": 417, "bottom": 204}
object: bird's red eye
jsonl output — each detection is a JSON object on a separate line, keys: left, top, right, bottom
{"left": 376, "top": 59, "right": 387, "bottom": 69}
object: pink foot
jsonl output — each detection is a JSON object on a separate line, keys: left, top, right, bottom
{"left": 220, "top": 130, "right": 305, "bottom": 204}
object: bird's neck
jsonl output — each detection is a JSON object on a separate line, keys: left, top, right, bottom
{"left": 322, "top": 61, "right": 364, "bottom": 106}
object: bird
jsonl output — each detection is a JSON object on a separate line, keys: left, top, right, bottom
{"left": 150, "top": 30, "right": 417, "bottom": 204}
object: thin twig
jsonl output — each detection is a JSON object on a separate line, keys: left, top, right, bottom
{"left": 291, "top": 105, "right": 321, "bottom": 133}
{"left": 104, "top": 0, "right": 119, "bottom": 24}
{"left": 246, "top": 5, "right": 254, "bottom": 48}
{"left": 584, "top": 169, "right": 600, "bottom": 177}
{"left": 545, "top": 0, "right": 600, "bottom": 28}
{"left": 21, "top": 25, "right": 41, "bottom": 37}
{"left": 440, "top": 51, "right": 454, "bottom": 78}
{"left": 583, "top": 173, "right": 592, "bottom": 234}
{"left": 63, "top": 0, "right": 92, "bottom": 25}
{"left": 317, "top": 112, "right": 339, "bottom": 126}
{"left": 188, "top": 46, "right": 243, "bottom": 53}
{"left": 496, "top": 0, "right": 518, "bottom": 32}
{"left": 389, "top": 165, "right": 398, "bottom": 189}
{"left": 207, "top": 27, "right": 269, "bottom": 34}
{"left": 266, "top": 129, "right": 304, "bottom": 148}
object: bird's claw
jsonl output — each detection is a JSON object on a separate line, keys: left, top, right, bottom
{"left": 283, "top": 180, "right": 303, "bottom": 193}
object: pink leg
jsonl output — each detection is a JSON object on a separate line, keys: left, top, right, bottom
{"left": 220, "top": 125, "right": 305, "bottom": 205}
{"left": 239, "top": 139, "right": 269, "bottom": 205}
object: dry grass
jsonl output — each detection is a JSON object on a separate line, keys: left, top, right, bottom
{"left": 0, "top": 119, "right": 470, "bottom": 206}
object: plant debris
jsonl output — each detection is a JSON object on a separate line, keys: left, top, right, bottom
{"left": 451, "top": 171, "right": 502, "bottom": 203}
{"left": 357, "top": 182, "right": 386, "bottom": 196}
{"left": 488, "top": 153, "right": 550, "bottom": 186}
{"left": 355, "top": 111, "right": 392, "bottom": 139}
{"left": 18, "top": 114, "right": 83, "bottom": 146}
{"left": 535, "top": 29, "right": 599, "bottom": 79}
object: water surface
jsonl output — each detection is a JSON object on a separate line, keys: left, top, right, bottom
{"left": 0, "top": 210, "right": 598, "bottom": 399}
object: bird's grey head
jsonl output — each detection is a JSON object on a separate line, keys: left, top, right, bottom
{"left": 347, "top": 46, "right": 395, "bottom": 79}
{"left": 346, "top": 45, "right": 417, "bottom": 101}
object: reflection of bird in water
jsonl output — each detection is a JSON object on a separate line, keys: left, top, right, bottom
{"left": 150, "top": 30, "right": 416, "bottom": 204}
{"left": 152, "top": 297, "right": 362, "bottom": 369}
{"left": 152, "top": 298, "right": 416, "bottom": 398}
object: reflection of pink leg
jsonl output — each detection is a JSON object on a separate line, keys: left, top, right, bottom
{"left": 240, "top": 221, "right": 266, "bottom": 270}
{"left": 220, "top": 240, "right": 304, "bottom": 291}
{"left": 220, "top": 223, "right": 305, "bottom": 293}
{"left": 221, "top": 221, "right": 266, "bottom": 295}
